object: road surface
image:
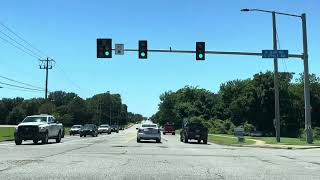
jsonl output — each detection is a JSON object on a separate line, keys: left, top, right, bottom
{"left": 0, "top": 125, "right": 319, "bottom": 180}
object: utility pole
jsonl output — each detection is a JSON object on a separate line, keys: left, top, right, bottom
{"left": 39, "top": 58, "right": 54, "bottom": 99}
{"left": 107, "top": 91, "right": 112, "bottom": 125}
{"left": 272, "top": 12, "right": 281, "bottom": 142}
{"left": 302, "top": 13, "right": 313, "bottom": 144}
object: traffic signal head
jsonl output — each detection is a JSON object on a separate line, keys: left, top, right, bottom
{"left": 139, "top": 40, "right": 148, "bottom": 59}
{"left": 97, "top": 38, "right": 112, "bottom": 58}
{"left": 196, "top": 42, "right": 205, "bottom": 60}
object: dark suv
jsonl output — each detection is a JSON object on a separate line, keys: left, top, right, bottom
{"left": 110, "top": 125, "right": 119, "bottom": 133}
{"left": 80, "top": 124, "right": 98, "bottom": 137}
{"left": 180, "top": 121, "right": 208, "bottom": 144}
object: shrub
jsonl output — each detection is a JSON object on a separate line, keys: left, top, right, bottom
{"left": 299, "top": 127, "right": 320, "bottom": 140}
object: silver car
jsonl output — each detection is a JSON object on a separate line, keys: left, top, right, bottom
{"left": 98, "top": 124, "right": 111, "bottom": 134}
{"left": 137, "top": 123, "right": 161, "bottom": 143}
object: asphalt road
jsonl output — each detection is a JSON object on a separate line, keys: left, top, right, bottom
{"left": 0, "top": 125, "right": 320, "bottom": 180}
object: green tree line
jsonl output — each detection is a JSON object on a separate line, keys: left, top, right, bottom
{"left": 0, "top": 91, "right": 144, "bottom": 127}
{"left": 152, "top": 71, "right": 320, "bottom": 138}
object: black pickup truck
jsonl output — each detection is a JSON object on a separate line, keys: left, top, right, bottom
{"left": 180, "top": 121, "right": 208, "bottom": 144}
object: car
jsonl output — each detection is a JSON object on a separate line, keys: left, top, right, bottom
{"left": 119, "top": 125, "right": 125, "bottom": 130}
{"left": 80, "top": 124, "right": 98, "bottom": 137}
{"left": 98, "top": 124, "right": 111, "bottom": 134}
{"left": 137, "top": 123, "right": 161, "bottom": 143}
{"left": 180, "top": 121, "right": 208, "bottom": 144}
{"left": 69, "top": 125, "right": 82, "bottom": 136}
{"left": 14, "top": 114, "right": 64, "bottom": 145}
{"left": 110, "top": 125, "right": 119, "bottom": 133}
{"left": 163, "top": 122, "right": 175, "bottom": 135}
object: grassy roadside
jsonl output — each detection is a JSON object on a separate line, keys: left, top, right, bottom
{"left": 208, "top": 134, "right": 255, "bottom": 145}
{"left": 249, "top": 136, "right": 320, "bottom": 146}
{"left": 64, "top": 127, "right": 70, "bottom": 136}
{"left": 0, "top": 127, "right": 15, "bottom": 141}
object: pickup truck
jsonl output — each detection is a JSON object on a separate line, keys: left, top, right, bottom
{"left": 14, "top": 114, "right": 64, "bottom": 145}
{"left": 180, "top": 121, "right": 208, "bottom": 144}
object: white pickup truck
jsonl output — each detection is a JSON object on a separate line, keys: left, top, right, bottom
{"left": 14, "top": 114, "right": 64, "bottom": 145}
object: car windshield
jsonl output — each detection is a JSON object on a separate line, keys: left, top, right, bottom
{"left": 100, "top": 125, "right": 109, "bottom": 128}
{"left": 22, "top": 117, "right": 47, "bottom": 123}
{"left": 83, "top": 124, "right": 94, "bottom": 128}
{"left": 72, "top": 125, "right": 81, "bottom": 128}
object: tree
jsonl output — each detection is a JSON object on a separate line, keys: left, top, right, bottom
{"left": 7, "top": 107, "right": 26, "bottom": 125}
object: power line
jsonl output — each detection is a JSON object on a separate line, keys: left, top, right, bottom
{"left": 0, "top": 29, "right": 43, "bottom": 59}
{"left": 0, "top": 35, "right": 41, "bottom": 59}
{"left": 1, "top": 86, "right": 44, "bottom": 93}
{"left": 0, "top": 22, "right": 47, "bottom": 57}
{"left": 0, "top": 81, "right": 44, "bottom": 91}
{"left": 0, "top": 75, "right": 44, "bottom": 90}
{"left": 55, "top": 63, "right": 82, "bottom": 90}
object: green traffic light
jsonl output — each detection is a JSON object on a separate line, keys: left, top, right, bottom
{"left": 105, "top": 51, "right": 110, "bottom": 56}
{"left": 141, "top": 52, "right": 146, "bottom": 57}
{"left": 198, "top": 54, "right": 203, "bottom": 59}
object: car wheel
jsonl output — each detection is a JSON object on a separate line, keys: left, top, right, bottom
{"left": 184, "top": 136, "right": 188, "bottom": 143}
{"left": 203, "top": 139, "right": 207, "bottom": 144}
{"left": 163, "top": 132, "right": 166, "bottom": 135}
{"left": 42, "top": 132, "right": 49, "bottom": 144}
{"left": 156, "top": 139, "right": 161, "bottom": 143}
{"left": 180, "top": 137, "right": 183, "bottom": 142}
{"left": 84, "top": 135, "right": 86, "bottom": 137}
{"left": 69, "top": 133, "right": 72, "bottom": 136}
{"left": 197, "top": 140, "right": 201, "bottom": 144}
{"left": 137, "top": 138, "right": 141, "bottom": 143}
{"left": 56, "top": 131, "right": 62, "bottom": 143}
{"left": 15, "top": 138, "right": 22, "bottom": 145}
{"left": 61, "top": 130, "right": 65, "bottom": 138}
{"left": 33, "top": 139, "right": 39, "bottom": 144}
{"left": 80, "top": 134, "right": 83, "bottom": 137}
{"left": 172, "top": 132, "right": 175, "bottom": 135}
{"left": 108, "top": 132, "right": 111, "bottom": 134}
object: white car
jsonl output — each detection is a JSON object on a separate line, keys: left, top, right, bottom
{"left": 14, "top": 114, "right": 64, "bottom": 145}
{"left": 69, "top": 125, "right": 82, "bottom": 136}
{"left": 98, "top": 124, "right": 111, "bottom": 134}
{"left": 137, "top": 123, "right": 161, "bottom": 143}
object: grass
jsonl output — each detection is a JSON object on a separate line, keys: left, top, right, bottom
{"left": 64, "top": 127, "right": 70, "bottom": 136}
{"left": 208, "top": 134, "right": 255, "bottom": 145}
{"left": 0, "top": 127, "right": 15, "bottom": 141}
{"left": 249, "top": 136, "right": 320, "bottom": 146}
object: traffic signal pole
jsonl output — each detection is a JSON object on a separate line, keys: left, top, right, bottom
{"left": 114, "top": 48, "right": 302, "bottom": 59}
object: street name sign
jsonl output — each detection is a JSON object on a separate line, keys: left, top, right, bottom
{"left": 262, "top": 50, "right": 289, "bottom": 58}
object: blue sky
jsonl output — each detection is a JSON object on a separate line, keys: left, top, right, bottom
{"left": 0, "top": 0, "right": 319, "bottom": 117}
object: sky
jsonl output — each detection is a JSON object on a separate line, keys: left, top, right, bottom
{"left": 0, "top": 0, "right": 319, "bottom": 117}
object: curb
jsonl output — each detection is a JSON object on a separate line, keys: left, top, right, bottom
{"left": 228, "top": 144, "right": 320, "bottom": 150}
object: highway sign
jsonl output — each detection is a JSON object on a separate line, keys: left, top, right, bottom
{"left": 262, "top": 50, "right": 289, "bottom": 58}
{"left": 115, "top": 44, "right": 124, "bottom": 55}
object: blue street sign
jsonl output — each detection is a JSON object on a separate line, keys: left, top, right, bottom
{"left": 262, "top": 50, "right": 289, "bottom": 58}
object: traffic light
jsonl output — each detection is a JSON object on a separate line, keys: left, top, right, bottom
{"left": 196, "top": 42, "right": 205, "bottom": 60}
{"left": 97, "top": 38, "right": 112, "bottom": 58}
{"left": 139, "top": 40, "right": 148, "bottom": 59}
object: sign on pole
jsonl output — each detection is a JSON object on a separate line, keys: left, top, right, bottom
{"left": 115, "top": 44, "right": 124, "bottom": 55}
{"left": 262, "top": 50, "right": 289, "bottom": 58}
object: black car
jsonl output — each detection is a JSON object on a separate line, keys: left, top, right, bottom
{"left": 180, "top": 121, "right": 208, "bottom": 144}
{"left": 80, "top": 124, "right": 98, "bottom": 137}
{"left": 110, "top": 125, "right": 119, "bottom": 133}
